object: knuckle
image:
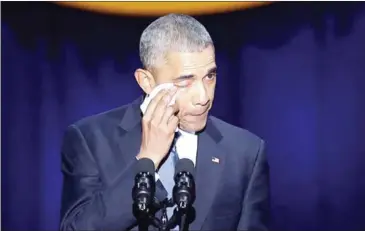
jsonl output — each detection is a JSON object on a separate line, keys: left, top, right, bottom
{"left": 150, "top": 120, "right": 159, "bottom": 128}
{"left": 162, "top": 95, "right": 169, "bottom": 103}
{"left": 160, "top": 124, "right": 168, "bottom": 132}
{"left": 162, "top": 128, "right": 170, "bottom": 135}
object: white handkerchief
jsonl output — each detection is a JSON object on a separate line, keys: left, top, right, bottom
{"left": 140, "top": 83, "right": 179, "bottom": 132}
{"left": 140, "top": 83, "right": 177, "bottom": 114}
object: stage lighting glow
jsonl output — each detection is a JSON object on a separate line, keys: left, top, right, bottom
{"left": 55, "top": 2, "right": 271, "bottom": 17}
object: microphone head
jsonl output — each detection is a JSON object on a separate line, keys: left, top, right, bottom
{"left": 135, "top": 158, "right": 155, "bottom": 177}
{"left": 175, "top": 158, "right": 195, "bottom": 179}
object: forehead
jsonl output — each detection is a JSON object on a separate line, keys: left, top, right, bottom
{"left": 155, "top": 47, "right": 216, "bottom": 81}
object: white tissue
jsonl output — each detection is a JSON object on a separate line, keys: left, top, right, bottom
{"left": 140, "top": 83, "right": 177, "bottom": 114}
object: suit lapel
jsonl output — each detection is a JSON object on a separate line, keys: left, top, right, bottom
{"left": 117, "top": 96, "right": 144, "bottom": 163}
{"left": 190, "top": 118, "right": 225, "bottom": 230}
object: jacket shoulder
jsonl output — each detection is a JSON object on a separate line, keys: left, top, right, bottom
{"left": 69, "top": 102, "right": 132, "bottom": 135}
{"left": 210, "top": 116, "right": 263, "bottom": 142}
{"left": 209, "top": 116, "right": 264, "bottom": 154}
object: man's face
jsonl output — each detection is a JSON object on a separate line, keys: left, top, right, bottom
{"left": 153, "top": 46, "right": 217, "bottom": 133}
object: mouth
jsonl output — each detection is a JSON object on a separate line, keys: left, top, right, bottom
{"left": 190, "top": 107, "right": 209, "bottom": 116}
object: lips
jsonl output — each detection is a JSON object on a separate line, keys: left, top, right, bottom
{"left": 190, "top": 107, "right": 209, "bottom": 116}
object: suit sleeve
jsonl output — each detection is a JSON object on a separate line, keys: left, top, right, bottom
{"left": 237, "top": 139, "right": 270, "bottom": 231}
{"left": 60, "top": 124, "right": 138, "bottom": 231}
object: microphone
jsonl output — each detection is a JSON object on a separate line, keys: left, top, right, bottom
{"left": 173, "top": 158, "right": 196, "bottom": 211}
{"left": 132, "top": 158, "right": 156, "bottom": 216}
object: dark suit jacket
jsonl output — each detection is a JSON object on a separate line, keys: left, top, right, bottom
{"left": 60, "top": 96, "right": 270, "bottom": 231}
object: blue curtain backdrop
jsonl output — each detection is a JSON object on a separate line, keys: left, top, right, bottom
{"left": 2, "top": 2, "right": 365, "bottom": 230}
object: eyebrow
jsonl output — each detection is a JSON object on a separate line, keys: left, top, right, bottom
{"left": 173, "top": 66, "right": 217, "bottom": 81}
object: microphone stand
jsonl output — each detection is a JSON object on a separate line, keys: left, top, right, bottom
{"left": 134, "top": 197, "right": 161, "bottom": 231}
{"left": 159, "top": 199, "right": 176, "bottom": 231}
{"left": 172, "top": 203, "right": 195, "bottom": 231}
{"left": 135, "top": 198, "right": 194, "bottom": 231}
{"left": 133, "top": 202, "right": 156, "bottom": 231}
{"left": 160, "top": 199, "right": 195, "bottom": 231}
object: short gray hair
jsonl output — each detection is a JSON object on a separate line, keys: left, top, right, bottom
{"left": 139, "top": 13, "right": 214, "bottom": 70}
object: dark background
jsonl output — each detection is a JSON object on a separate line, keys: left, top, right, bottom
{"left": 2, "top": 2, "right": 365, "bottom": 230}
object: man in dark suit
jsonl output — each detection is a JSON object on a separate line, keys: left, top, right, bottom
{"left": 60, "top": 13, "right": 270, "bottom": 231}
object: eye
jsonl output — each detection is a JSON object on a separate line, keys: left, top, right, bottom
{"left": 175, "top": 79, "right": 192, "bottom": 88}
{"left": 206, "top": 73, "right": 217, "bottom": 80}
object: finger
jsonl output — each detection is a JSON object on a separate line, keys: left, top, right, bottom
{"left": 160, "top": 106, "right": 175, "bottom": 125}
{"left": 144, "top": 89, "right": 168, "bottom": 120}
{"left": 167, "top": 115, "right": 179, "bottom": 131}
{"left": 152, "top": 87, "right": 178, "bottom": 123}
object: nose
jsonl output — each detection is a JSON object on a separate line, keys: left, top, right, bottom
{"left": 192, "top": 82, "right": 209, "bottom": 106}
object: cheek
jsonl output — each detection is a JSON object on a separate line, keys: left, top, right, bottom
{"left": 175, "top": 89, "right": 189, "bottom": 105}
{"left": 209, "top": 89, "right": 215, "bottom": 101}
{"left": 208, "top": 82, "right": 216, "bottom": 100}
{"left": 175, "top": 91, "right": 193, "bottom": 116}
{"left": 175, "top": 95, "right": 190, "bottom": 112}
{"left": 207, "top": 80, "right": 216, "bottom": 93}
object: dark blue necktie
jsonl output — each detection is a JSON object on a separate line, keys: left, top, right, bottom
{"left": 157, "top": 132, "right": 180, "bottom": 227}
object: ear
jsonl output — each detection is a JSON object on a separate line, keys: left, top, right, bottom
{"left": 134, "top": 68, "right": 156, "bottom": 94}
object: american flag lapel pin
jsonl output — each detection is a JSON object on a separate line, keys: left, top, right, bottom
{"left": 212, "top": 157, "right": 220, "bottom": 164}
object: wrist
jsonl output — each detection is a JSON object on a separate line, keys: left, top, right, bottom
{"left": 136, "top": 152, "right": 160, "bottom": 169}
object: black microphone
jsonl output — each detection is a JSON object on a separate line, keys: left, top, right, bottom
{"left": 132, "top": 158, "right": 156, "bottom": 216}
{"left": 173, "top": 158, "right": 196, "bottom": 211}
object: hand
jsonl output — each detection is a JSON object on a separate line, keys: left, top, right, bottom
{"left": 137, "top": 87, "right": 179, "bottom": 169}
